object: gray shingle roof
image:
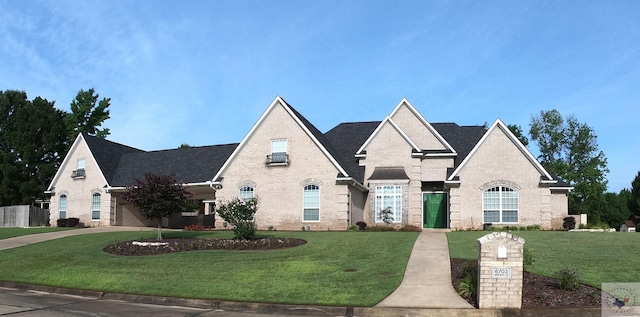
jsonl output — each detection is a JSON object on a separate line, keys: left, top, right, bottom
{"left": 431, "top": 123, "right": 487, "bottom": 167}
{"left": 324, "top": 121, "right": 381, "bottom": 183}
{"left": 82, "top": 133, "right": 144, "bottom": 183}
{"left": 109, "top": 143, "right": 238, "bottom": 187}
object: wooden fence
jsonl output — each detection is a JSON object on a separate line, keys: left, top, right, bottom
{"left": 0, "top": 205, "right": 50, "bottom": 227}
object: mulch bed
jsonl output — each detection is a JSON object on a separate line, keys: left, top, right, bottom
{"left": 103, "top": 237, "right": 307, "bottom": 256}
{"left": 450, "top": 258, "right": 601, "bottom": 308}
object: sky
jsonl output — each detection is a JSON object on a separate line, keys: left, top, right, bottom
{"left": 1, "top": 1, "right": 638, "bottom": 193}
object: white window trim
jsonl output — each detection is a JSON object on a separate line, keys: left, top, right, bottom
{"left": 482, "top": 186, "right": 519, "bottom": 224}
{"left": 91, "top": 193, "right": 101, "bottom": 221}
{"left": 374, "top": 185, "right": 403, "bottom": 224}
{"left": 59, "top": 195, "right": 67, "bottom": 219}
{"left": 302, "top": 184, "right": 320, "bottom": 222}
{"left": 239, "top": 186, "right": 255, "bottom": 200}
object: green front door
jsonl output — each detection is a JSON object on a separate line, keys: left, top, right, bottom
{"left": 423, "top": 193, "right": 447, "bottom": 228}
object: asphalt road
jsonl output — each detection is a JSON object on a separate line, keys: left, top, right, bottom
{"left": 0, "top": 286, "right": 324, "bottom": 317}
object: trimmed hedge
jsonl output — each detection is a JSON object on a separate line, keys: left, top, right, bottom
{"left": 57, "top": 218, "right": 80, "bottom": 227}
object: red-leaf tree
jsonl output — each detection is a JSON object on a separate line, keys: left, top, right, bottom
{"left": 122, "top": 173, "right": 193, "bottom": 240}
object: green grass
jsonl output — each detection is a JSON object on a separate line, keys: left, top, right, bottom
{"left": 0, "top": 230, "right": 418, "bottom": 306}
{"left": 447, "top": 231, "right": 640, "bottom": 288}
{"left": 0, "top": 227, "right": 75, "bottom": 240}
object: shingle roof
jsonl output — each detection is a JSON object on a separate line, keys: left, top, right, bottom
{"left": 431, "top": 123, "right": 487, "bottom": 167}
{"left": 324, "top": 121, "right": 381, "bottom": 183}
{"left": 109, "top": 143, "right": 239, "bottom": 187}
{"left": 82, "top": 133, "right": 144, "bottom": 183}
{"left": 284, "top": 99, "right": 360, "bottom": 179}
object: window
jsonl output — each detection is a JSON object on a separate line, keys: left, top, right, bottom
{"left": 483, "top": 186, "right": 518, "bottom": 223}
{"left": 303, "top": 184, "right": 320, "bottom": 221}
{"left": 72, "top": 159, "right": 86, "bottom": 178}
{"left": 91, "top": 193, "right": 101, "bottom": 221}
{"left": 59, "top": 195, "right": 67, "bottom": 219}
{"left": 375, "top": 185, "right": 402, "bottom": 223}
{"left": 268, "top": 139, "right": 288, "bottom": 164}
{"left": 239, "top": 186, "right": 254, "bottom": 200}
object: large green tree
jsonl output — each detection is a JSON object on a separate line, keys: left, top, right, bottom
{"left": 0, "top": 91, "right": 66, "bottom": 205}
{"left": 529, "top": 109, "right": 609, "bottom": 219}
{"left": 0, "top": 89, "right": 111, "bottom": 205}
{"left": 65, "top": 88, "right": 111, "bottom": 142}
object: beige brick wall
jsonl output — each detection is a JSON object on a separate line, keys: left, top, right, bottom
{"left": 360, "top": 122, "right": 422, "bottom": 227}
{"left": 216, "top": 102, "right": 352, "bottom": 231}
{"left": 449, "top": 127, "right": 567, "bottom": 230}
{"left": 49, "top": 137, "right": 112, "bottom": 227}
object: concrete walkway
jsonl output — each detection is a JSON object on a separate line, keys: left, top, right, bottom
{"left": 376, "top": 231, "right": 474, "bottom": 309}
{"left": 0, "top": 227, "right": 155, "bottom": 251}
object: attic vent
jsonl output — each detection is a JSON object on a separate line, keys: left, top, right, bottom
{"left": 71, "top": 169, "right": 86, "bottom": 179}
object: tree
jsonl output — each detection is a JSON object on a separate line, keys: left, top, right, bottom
{"left": 529, "top": 109, "right": 609, "bottom": 218}
{"left": 0, "top": 91, "right": 66, "bottom": 205}
{"left": 65, "top": 88, "right": 111, "bottom": 141}
{"left": 600, "top": 192, "right": 629, "bottom": 229}
{"left": 216, "top": 197, "right": 258, "bottom": 240}
{"left": 122, "top": 174, "right": 193, "bottom": 240}
{"left": 507, "top": 124, "right": 529, "bottom": 146}
{"left": 630, "top": 171, "right": 640, "bottom": 215}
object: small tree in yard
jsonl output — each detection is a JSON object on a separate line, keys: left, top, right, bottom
{"left": 122, "top": 173, "right": 193, "bottom": 241}
{"left": 216, "top": 197, "right": 258, "bottom": 240}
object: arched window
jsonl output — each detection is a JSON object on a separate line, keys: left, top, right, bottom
{"left": 303, "top": 184, "right": 320, "bottom": 221}
{"left": 59, "top": 195, "right": 67, "bottom": 219}
{"left": 483, "top": 186, "right": 518, "bottom": 223}
{"left": 91, "top": 193, "right": 101, "bottom": 221}
{"left": 238, "top": 186, "right": 254, "bottom": 200}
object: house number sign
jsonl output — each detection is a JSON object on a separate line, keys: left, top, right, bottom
{"left": 491, "top": 267, "right": 512, "bottom": 279}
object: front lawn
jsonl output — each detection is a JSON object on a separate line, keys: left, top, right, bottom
{"left": 0, "top": 227, "right": 75, "bottom": 240}
{"left": 447, "top": 231, "right": 640, "bottom": 288}
{"left": 0, "top": 230, "right": 418, "bottom": 306}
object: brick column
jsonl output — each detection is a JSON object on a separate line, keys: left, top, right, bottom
{"left": 477, "top": 232, "right": 525, "bottom": 309}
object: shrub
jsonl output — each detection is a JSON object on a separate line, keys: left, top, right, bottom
{"left": 398, "top": 224, "right": 422, "bottom": 232}
{"left": 356, "top": 221, "right": 367, "bottom": 231}
{"left": 347, "top": 225, "right": 358, "bottom": 231}
{"left": 563, "top": 217, "right": 576, "bottom": 230}
{"left": 184, "top": 225, "right": 212, "bottom": 231}
{"left": 216, "top": 197, "right": 259, "bottom": 240}
{"left": 457, "top": 261, "right": 478, "bottom": 300}
{"left": 366, "top": 225, "right": 397, "bottom": 232}
{"left": 523, "top": 247, "right": 535, "bottom": 269}
{"left": 56, "top": 218, "right": 80, "bottom": 227}
{"left": 557, "top": 267, "right": 580, "bottom": 291}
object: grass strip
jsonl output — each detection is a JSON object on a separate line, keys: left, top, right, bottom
{"left": 447, "top": 231, "right": 640, "bottom": 287}
{"left": 0, "top": 227, "right": 75, "bottom": 240}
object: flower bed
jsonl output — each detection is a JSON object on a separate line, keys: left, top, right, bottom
{"left": 104, "top": 237, "right": 307, "bottom": 256}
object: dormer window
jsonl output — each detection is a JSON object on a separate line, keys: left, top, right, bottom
{"left": 72, "top": 158, "right": 86, "bottom": 178}
{"left": 266, "top": 139, "right": 289, "bottom": 165}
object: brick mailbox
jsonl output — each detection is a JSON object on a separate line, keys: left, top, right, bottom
{"left": 477, "top": 232, "right": 525, "bottom": 309}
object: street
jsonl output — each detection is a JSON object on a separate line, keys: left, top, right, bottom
{"left": 0, "top": 287, "right": 342, "bottom": 317}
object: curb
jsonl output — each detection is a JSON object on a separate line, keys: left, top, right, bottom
{"left": 0, "top": 281, "right": 602, "bottom": 317}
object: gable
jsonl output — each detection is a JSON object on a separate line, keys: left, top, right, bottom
{"left": 448, "top": 119, "right": 554, "bottom": 183}
{"left": 358, "top": 119, "right": 419, "bottom": 167}
{"left": 47, "top": 134, "right": 109, "bottom": 191}
{"left": 214, "top": 96, "right": 351, "bottom": 182}
{"left": 389, "top": 99, "right": 454, "bottom": 152}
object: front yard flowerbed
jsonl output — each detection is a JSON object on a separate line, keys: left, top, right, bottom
{"left": 104, "top": 237, "right": 307, "bottom": 256}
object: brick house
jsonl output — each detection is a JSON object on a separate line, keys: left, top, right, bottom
{"left": 46, "top": 97, "right": 571, "bottom": 230}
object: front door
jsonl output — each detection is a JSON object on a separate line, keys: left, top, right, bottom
{"left": 423, "top": 193, "right": 447, "bottom": 228}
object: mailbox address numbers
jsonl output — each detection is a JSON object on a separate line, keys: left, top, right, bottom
{"left": 491, "top": 267, "right": 512, "bottom": 279}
